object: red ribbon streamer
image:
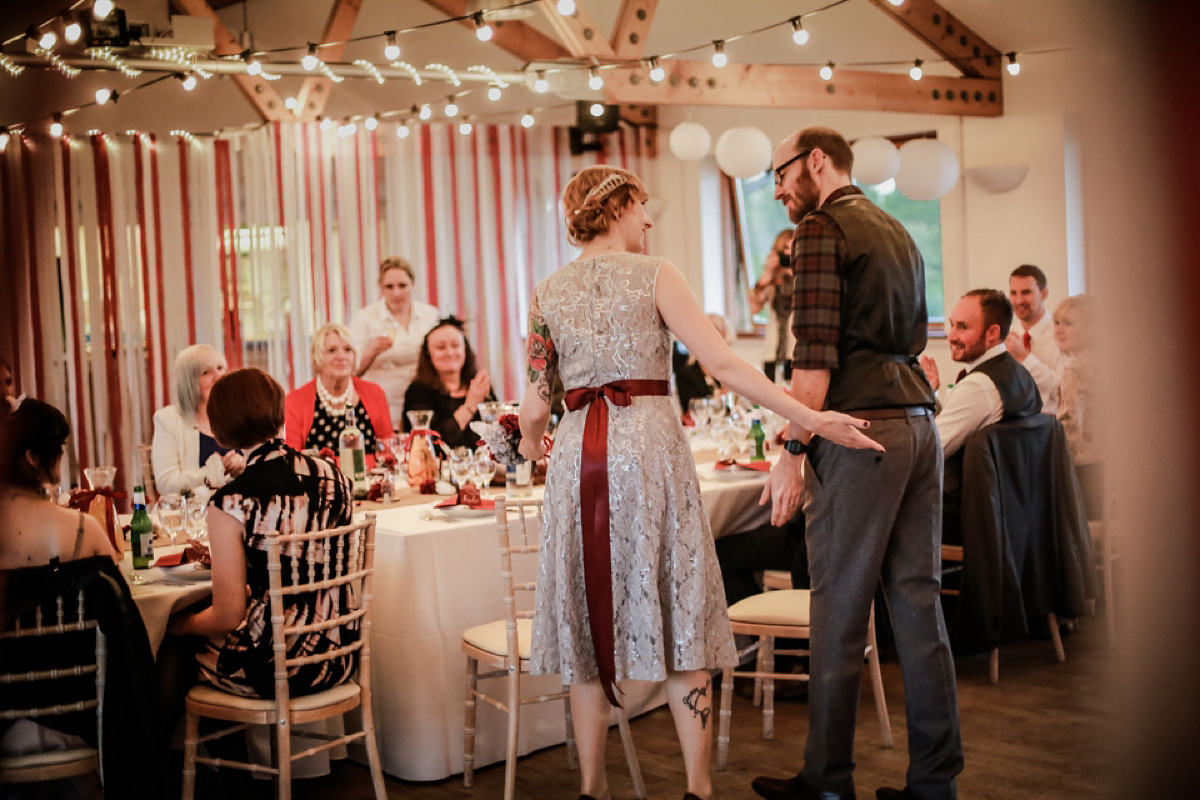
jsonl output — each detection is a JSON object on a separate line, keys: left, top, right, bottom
{"left": 563, "top": 379, "right": 669, "bottom": 708}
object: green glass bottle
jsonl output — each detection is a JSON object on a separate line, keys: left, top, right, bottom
{"left": 130, "top": 485, "right": 154, "bottom": 571}
{"left": 750, "top": 414, "right": 767, "bottom": 462}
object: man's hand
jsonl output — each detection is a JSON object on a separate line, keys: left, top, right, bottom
{"left": 759, "top": 453, "right": 805, "bottom": 527}
{"left": 1005, "top": 330, "right": 1029, "bottom": 361}
{"left": 919, "top": 354, "right": 940, "bottom": 391}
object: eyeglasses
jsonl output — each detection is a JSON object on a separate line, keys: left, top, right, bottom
{"left": 773, "top": 149, "right": 812, "bottom": 186}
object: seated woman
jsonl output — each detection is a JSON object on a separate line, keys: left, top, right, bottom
{"left": 153, "top": 344, "right": 245, "bottom": 496}
{"left": 1054, "top": 295, "right": 1101, "bottom": 517}
{"left": 402, "top": 317, "right": 494, "bottom": 449}
{"left": 168, "top": 368, "right": 360, "bottom": 698}
{"left": 285, "top": 323, "right": 395, "bottom": 465}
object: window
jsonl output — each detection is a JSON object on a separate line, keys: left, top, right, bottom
{"left": 855, "top": 178, "right": 945, "bottom": 321}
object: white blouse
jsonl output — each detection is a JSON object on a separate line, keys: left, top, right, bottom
{"left": 347, "top": 298, "right": 441, "bottom": 425}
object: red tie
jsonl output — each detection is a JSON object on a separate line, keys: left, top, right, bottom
{"left": 956, "top": 369, "right": 968, "bottom": 384}
{"left": 1023, "top": 332, "right": 1032, "bottom": 351}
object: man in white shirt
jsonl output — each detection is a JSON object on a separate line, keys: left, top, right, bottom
{"left": 1004, "top": 264, "right": 1065, "bottom": 414}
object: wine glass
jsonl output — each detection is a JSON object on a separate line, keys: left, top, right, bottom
{"left": 154, "top": 494, "right": 185, "bottom": 546}
{"left": 688, "top": 398, "right": 711, "bottom": 435}
{"left": 183, "top": 495, "right": 208, "bottom": 543}
{"left": 449, "top": 447, "right": 473, "bottom": 488}
{"left": 472, "top": 447, "right": 495, "bottom": 494}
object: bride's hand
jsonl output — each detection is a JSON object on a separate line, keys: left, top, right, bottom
{"left": 810, "top": 411, "right": 885, "bottom": 452}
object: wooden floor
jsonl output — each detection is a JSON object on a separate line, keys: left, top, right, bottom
{"left": 181, "top": 621, "right": 1113, "bottom": 800}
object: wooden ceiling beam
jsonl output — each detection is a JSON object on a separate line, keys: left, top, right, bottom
{"left": 171, "top": 0, "right": 287, "bottom": 121}
{"left": 605, "top": 60, "right": 1003, "bottom": 117}
{"left": 418, "top": 0, "right": 571, "bottom": 62}
{"left": 610, "top": 0, "right": 657, "bottom": 59}
{"left": 538, "top": 0, "right": 614, "bottom": 59}
{"left": 866, "top": 0, "right": 1002, "bottom": 79}
{"left": 295, "top": 0, "right": 364, "bottom": 122}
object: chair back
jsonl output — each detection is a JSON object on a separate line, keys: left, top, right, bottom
{"left": 494, "top": 496, "right": 542, "bottom": 666}
{"left": 263, "top": 515, "right": 377, "bottom": 705}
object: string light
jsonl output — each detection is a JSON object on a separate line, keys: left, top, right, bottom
{"left": 444, "top": 97, "right": 459, "bottom": 117}
{"left": 790, "top": 18, "right": 809, "bottom": 45}
{"left": 179, "top": 72, "right": 198, "bottom": 91}
{"left": 365, "top": 115, "right": 378, "bottom": 131}
{"left": 887, "top": 0, "right": 905, "bottom": 5}
{"left": 319, "top": 117, "right": 333, "bottom": 131}
{"left": 1006, "top": 52, "right": 1021, "bottom": 76}
{"left": 909, "top": 59, "right": 923, "bottom": 80}
{"left": 459, "top": 120, "right": 473, "bottom": 135}
{"left": 36, "top": 48, "right": 80, "bottom": 77}
{"left": 588, "top": 67, "right": 603, "bottom": 91}
{"left": 590, "top": 102, "right": 604, "bottom": 117}
{"left": 488, "top": 85, "right": 502, "bottom": 101}
{"left": 284, "top": 96, "right": 298, "bottom": 110}
{"left": 556, "top": 0, "right": 576, "bottom": 15}
{"left": 820, "top": 61, "right": 834, "bottom": 81}
{"left": 473, "top": 12, "right": 493, "bottom": 42}
{"left": 419, "top": 104, "right": 432, "bottom": 121}
{"left": 0, "top": 55, "right": 24, "bottom": 77}
{"left": 711, "top": 40, "right": 727, "bottom": 68}
{"left": 396, "top": 122, "right": 410, "bottom": 139}
{"left": 91, "top": 47, "right": 142, "bottom": 77}
{"left": 648, "top": 57, "right": 665, "bottom": 82}
{"left": 338, "top": 121, "right": 356, "bottom": 137}
{"left": 302, "top": 44, "right": 319, "bottom": 71}
{"left": 50, "top": 115, "right": 63, "bottom": 137}
{"left": 63, "top": 14, "right": 82, "bottom": 44}
{"left": 317, "top": 61, "right": 344, "bottom": 83}
{"left": 521, "top": 111, "right": 535, "bottom": 128}
{"left": 383, "top": 32, "right": 400, "bottom": 61}
{"left": 392, "top": 61, "right": 421, "bottom": 85}
{"left": 38, "top": 28, "right": 58, "bottom": 49}
{"left": 95, "top": 87, "right": 113, "bottom": 104}
{"left": 244, "top": 51, "right": 262, "bottom": 76}
{"left": 533, "top": 70, "right": 549, "bottom": 93}
{"left": 426, "top": 63, "right": 460, "bottom": 86}
{"left": 93, "top": 0, "right": 114, "bottom": 19}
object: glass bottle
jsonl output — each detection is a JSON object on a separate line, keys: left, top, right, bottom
{"left": 130, "top": 486, "right": 154, "bottom": 571}
{"left": 750, "top": 414, "right": 767, "bottom": 462}
{"left": 339, "top": 408, "right": 367, "bottom": 496}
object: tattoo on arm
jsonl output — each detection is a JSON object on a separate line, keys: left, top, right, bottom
{"left": 682, "top": 681, "right": 711, "bottom": 729}
{"left": 526, "top": 316, "right": 557, "bottom": 405}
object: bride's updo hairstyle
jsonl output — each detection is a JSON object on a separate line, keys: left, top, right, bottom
{"left": 563, "top": 165, "right": 648, "bottom": 245}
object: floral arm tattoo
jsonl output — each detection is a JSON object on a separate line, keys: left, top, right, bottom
{"left": 526, "top": 309, "right": 558, "bottom": 405}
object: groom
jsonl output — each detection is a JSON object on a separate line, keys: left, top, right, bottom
{"left": 757, "top": 126, "right": 964, "bottom": 800}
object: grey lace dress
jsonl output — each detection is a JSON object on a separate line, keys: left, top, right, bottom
{"left": 529, "top": 253, "right": 736, "bottom": 685}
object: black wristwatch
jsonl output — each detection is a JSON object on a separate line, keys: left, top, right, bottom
{"left": 783, "top": 438, "right": 808, "bottom": 456}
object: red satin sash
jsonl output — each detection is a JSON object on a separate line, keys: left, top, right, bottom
{"left": 563, "top": 379, "right": 670, "bottom": 707}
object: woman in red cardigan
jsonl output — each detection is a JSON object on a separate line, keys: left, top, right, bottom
{"left": 285, "top": 323, "right": 394, "bottom": 465}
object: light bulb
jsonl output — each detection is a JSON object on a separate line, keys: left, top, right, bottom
{"left": 246, "top": 57, "right": 262, "bottom": 76}
{"left": 419, "top": 104, "right": 432, "bottom": 120}
{"left": 181, "top": 74, "right": 197, "bottom": 91}
{"left": 648, "top": 58, "right": 665, "bottom": 82}
{"left": 396, "top": 123, "right": 410, "bottom": 139}
{"left": 521, "top": 112, "right": 534, "bottom": 128}
{"left": 93, "top": 0, "right": 114, "bottom": 20}
{"left": 711, "top": 41, "right": 726, "bottom": 68}
{"left": 302, "top": 45, "right": 319, "bottom": 71}
{"left": 820, "top": 62, "right": 834, "bottom": 81}
{"left": 50, "top": 118, "right": 63, "bottom": 137}
{"left": 557, "top": 0, "right": 576, "bottom": 15}
{"left": 445, "top": 100, "right": 458, "bottom": 117}
{"left": 39, "top": 30, "right": 57, "bottom": 49}
{"left": 384, "top": 33, "right": 400, "bottom": 61}
{"left": 284, "top": 97, "right": 298, "bottom": 110}
{"left": 590, "top": 103, "right": 604, "bottom": 117}
{"left": 64, "top": 20, "right": 82, "bottom": 44}
{"left": 365, "top": 116, "right": 378, "bottom": 131}
{"left": 96, "top": 88, "right": 112, "bottom": 105}
{"left": 1006, "top": 53, "right": 1021, "bottom": 76}
{"left": 791, "top": 19, "right": 809, "bottom": 46}
{"left": 533, "top": 71, "right": 549, "bottom": 93}
{"left": 474, "top": 13, "right": 493, "bottom": 42}
{"left": 909, "top": 60, "right": 923, "bottom": 81}
{"left": 320, "top": 117, "right": 333, "bottom": 131}
{"left": 488, "top": 86, "right": 502, "bottom": 102}
{"left": 888, "top": 0, "right": 905, "bottom": 5}
{"left": 459, "top": 121, "right": 473, "bottom": 135}
{"left": 588, "top": 68, "right": 603, "bottom": 91}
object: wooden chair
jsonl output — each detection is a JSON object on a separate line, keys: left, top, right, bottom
{"left": 0, "top": 589, "right": 104, "bottom": 787}
{"left": 716, "top": 588, "right": 893, "bottom": 771}
{"left": 461, "top": 496, "right": 646, "bottom": 800}
{"left": 137, "top": 443, "right": 157, "bottom": 504}
{"left": 181, "top": 515, "right": 387, "bottom": 800}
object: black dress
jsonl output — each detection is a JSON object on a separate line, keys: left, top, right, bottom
{"left": 402, "top": 380, "right": 496, "bottom": 449}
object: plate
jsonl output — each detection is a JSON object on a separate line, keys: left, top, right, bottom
{"left": 160, "top": 563, "right": 212, "bottom": 580}
{"left": 705, "top": 467, "right": 767, "bottom": 482}
{"left": 438, "top": 504, "right": 497, "bottom": 519}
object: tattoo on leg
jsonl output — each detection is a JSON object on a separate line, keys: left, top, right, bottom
{"left": 682, "top": 682, "right": 711, "bottom": 729}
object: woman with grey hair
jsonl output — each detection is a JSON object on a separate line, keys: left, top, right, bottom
{"left": 152, "top": 344, "right": 246, "bottom": 495}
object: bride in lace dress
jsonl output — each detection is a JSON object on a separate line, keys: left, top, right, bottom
{"left": 518, "top": 165, "right": 882, "bottom": 800}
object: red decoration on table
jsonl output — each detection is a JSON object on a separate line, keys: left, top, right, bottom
{"left": 153, "top": 539, "right": 210, "bottom": 568}
{"left": 715, "top": 460, "right": 772, "bottom": 472}
{"left": 382, "top": 452, "right": 398, "bottom": 470}
{"left": 419, "top": 479, "right": 438, "bottom": 495}
{"left": 366, "top": 482, "right": 384, "bottom": 502}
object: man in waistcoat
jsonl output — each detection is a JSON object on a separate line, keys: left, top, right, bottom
{"left": 920, "top": 289, "right": 1043, "bottom": 545}
{"left": 754, "top": 127, "right": 963, "bottom": 800}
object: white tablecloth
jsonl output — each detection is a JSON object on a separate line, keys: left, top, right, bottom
{"left": 360, "top": 456, "right": 773, "bottom": 780}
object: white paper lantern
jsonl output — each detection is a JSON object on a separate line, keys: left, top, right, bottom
{"left": 895, "top": 138, "right": 960, "bottom": 201}
{"left": 669, "top": 122, "right": 712, "bottom": 161}
{"left": 851, "top": 136, "right": 901, "bottom": 186}
{"left": 714, "top": 126, "right": 773, "bottom": 179}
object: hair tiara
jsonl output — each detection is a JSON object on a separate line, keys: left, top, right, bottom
{"left": 581, "top": 173, "right": 628, "bottom": 208}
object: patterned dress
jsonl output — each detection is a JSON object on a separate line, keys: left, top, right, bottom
{"left": 529, "top": 253, "right": 736, "bottom": 685}
{"left": 198, "top": 440, "right": 359, "bottom": 698}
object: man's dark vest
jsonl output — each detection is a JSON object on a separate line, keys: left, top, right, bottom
{"left": 814, "top": 193, "right": 935, "bottom": 412}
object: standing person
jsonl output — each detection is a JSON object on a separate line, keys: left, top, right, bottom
{"left": 517, "top": 165, "right": 881, "bottom": 800}
{"left": 750, "top": 230, "right": 797, "bottom": 382}
{"left": 1005, "top": 264, "right": 1066, "bottom": 414}
{"left": 348, "top": 256, "right": 441, "bottom": 425}
{"left": 756, "top": 127, "right": 963, "bottom": 800}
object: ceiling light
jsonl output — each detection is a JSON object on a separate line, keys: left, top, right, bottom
{"left": 365, "top": 115, "right": 378, "bottom": 131}
{"left": 459, "top": 121, "right": 473, "bottom": 135}
{"left": 50, "top": 115, "right": 63, "bottom": 137}
{"left": 284, "top": 96, "right": 298, "bottom": 110}
{"left": 93, "top": 0, "right": 115, "bottom": 19}
{"left": 180, "top": 73, "right": 197, "bottom": 91}
{"left": 444, "top": 98, "right": 459, "bottom": 117}
{"left": 909, "top": 59, "right": 923, "bottom": 80}
{"left": 1006, "top": 52, "right": 1021, "bottom": 76}
{"left": 384, "top": 32, "right": 400, "bottom": 61}
{"left": 38, "top": 29, "right": 58, "bottom": 49}
{"left": 95, "top": 87, "right": 112, "bottom": 105}
{"left": 63, "top": 15, "right": 82, "bottom": 44}
{"left": 320, "top": 117, "right": 333, "bottom": 131}
{"left": 648, "top": 57, "right": 665, "bottom": 82}
{"left": 590, "top": 103, "right": 604, "bottom": 117}
{"left": 419, "top": 104, "right": 432, "bottom": 120}
{"left": 711, "top": 41, "right": 726, "bottom": 68}
{"left": 488, "top": 85, "right": 502, "bottom": 101}
{"left": 473, "top": 13, "right": 493, "bottom": 42}
{"left": 588, "top": 67, "right": 603, "bottom": 91}
{"left": 396, "top": 123, "right": 410, "bottom": 139}
{"left": 521, "top": 112, "right": 535, "bottom": 128}
{"left": 533, "top": 70, "right": 549, "bottom": 93}
{"left": 302, "top": 44, "right": 319, "bottom": 71}
{"left": 820, "top": 61, "right": 834, "bottom": 81}
{"left": 790, "top": 18, "right": 809, "bottom": 46}
{"left": 556, "top": 0, "right": 576, "bottom": 15}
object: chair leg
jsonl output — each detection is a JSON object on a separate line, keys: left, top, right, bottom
{"left": 563, "top": 690, "right": 578, "bottom": 771}
{"left": 1102, "top": 532, "right": 1117, "bottom": 644}
{"left": 1048, "top": 613, "right": 1066, "bottom": 662}
{"left": 275, "top": 714, "right": 292, "bottom": 800}
{"left": 989, "top": 648, "right": 1000, "bottom": 685}
{"left": 182, "top": 710, "right": 199, "bottom": 800}
{"left": 358, "top": 688, "right": 389, "bottom": 800}
{"left": 752, "top": 641, "right": 764, "bottom": 708}
{"left": 866, "top": 613, "right": 894, "bottom": 748}
{"left": 762, "top": 636, "right": 775, "bottom": 741}
{"left": 717, "top": 666, "right": 734, "bottom": 771}
{"left": 616, "top": 706, "right": 646, "bottom": 800}
{"left": 503, "top": 664, "right": 520, "bottom": 800}
{"left": 463, "top": 656, "right": 479, "bottom": 787}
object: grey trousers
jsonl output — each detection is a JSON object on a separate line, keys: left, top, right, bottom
{"left": 800, "top": 415, "right": 963, "bottom": 800}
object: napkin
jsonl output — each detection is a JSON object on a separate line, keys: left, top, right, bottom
{"left": 435, "top": 485, "right": 496, "bottom": 510}
{"left": 714, "top": 460, "right": 772, "bottom": 472}
{"left": 153, "top": 541, "right": 211, "bottom": 568}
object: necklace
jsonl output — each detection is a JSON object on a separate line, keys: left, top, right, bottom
{"left": 316, "top": 377, "right": 357, "bottom": 417}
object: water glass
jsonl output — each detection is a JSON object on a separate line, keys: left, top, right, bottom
{"left": 472, "top": 447, "right": 495, "bottom": 493}
{"left": 449, "top": 447, "right": 473, "bottom": 488}
{"left": 154, "top": 494, "right": 185, "bottom": 546}
{"left": 688, "top": 398, "right": 711, "bottom": 433}
{"left": 713, "top": 420, "right": 738, "bottom": 462}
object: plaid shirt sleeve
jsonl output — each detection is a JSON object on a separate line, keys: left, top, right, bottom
{"left": 790, "top": 211, "right": 846, "bottom": 370}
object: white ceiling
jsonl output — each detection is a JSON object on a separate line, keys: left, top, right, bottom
{"left": 0, "top": 0, "right": 1087, "bottom": 135}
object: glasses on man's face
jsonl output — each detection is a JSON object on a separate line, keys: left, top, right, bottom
{"left": 773, "top": 149, "right": 812, "bottom": 186}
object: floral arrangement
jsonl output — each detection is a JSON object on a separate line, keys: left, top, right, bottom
{"left": 470, "top": 414, "right": 526, "bottom": 467}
